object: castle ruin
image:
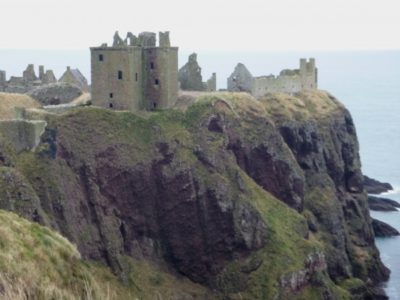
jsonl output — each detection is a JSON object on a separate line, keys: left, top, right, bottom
{"left": 178, "top": 53, "right": 217, "bottom": 92}
{"left": 228, "top": 58, "right": 318, "bottom": 97}
{"left": 0, "top": 64, "right": 88, "bottom": 94}
{"left": 90, "top": 31, "right": 178, "bottom": 111}
{"left": 0, "top": 64, "right": 57, "bottom": 93}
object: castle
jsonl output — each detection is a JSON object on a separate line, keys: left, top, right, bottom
{"left": 90, "top": 31, "right": 178, "bottom": 111}
{"left": 227, "top": 58, "right": 318, "bottom": 97}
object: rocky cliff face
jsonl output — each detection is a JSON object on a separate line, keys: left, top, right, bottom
{"left": 0, "top": 90, "right": 388, "bottom": 299}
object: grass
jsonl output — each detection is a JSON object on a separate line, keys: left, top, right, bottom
{"left": 0, "top": 209, "right": 136, "bottom": 299}
{"left": 2, "top": 90, "right": 367, "bottom": 299}
{"left": 0, "top": 93, "right": 41, "bottom": 120}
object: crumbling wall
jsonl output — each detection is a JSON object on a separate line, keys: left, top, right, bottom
{"left": 2, "top": 65, "right": 64, "bottom": 93}
{"left": 228, "top": 59, "right": 318, "bottom": 97}
{"left": 252, "top": 75, "right": 303, "bottom": 97}
{"left": 178, "top": 53, "right": 204, "bottom": 91}
{"left": 227, "top": 63, "right": 253, "bottom": 93}
{"left": 0, "top": 71, "right": 6, "bottom": 91}
{"left": 0, "top": 120, "right": 47, "bottom": 152}
{"left": 23, "top": 64, "right": 38, "bottom": 82}
{"left": 206, "top": 73, "right": 217, "bottom": 91}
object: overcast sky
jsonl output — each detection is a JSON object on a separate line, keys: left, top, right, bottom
{"left": 1, "top": 0, "right": 400, "bottom": 51}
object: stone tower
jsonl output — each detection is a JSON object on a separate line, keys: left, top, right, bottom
{"left": 90, "top": 31, "right": 178, "bottom": 111}
{"left": 299, "top": 58, "right": 318, "bottom": 89}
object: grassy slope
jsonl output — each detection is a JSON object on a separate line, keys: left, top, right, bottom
{"left": 1, "top": 90, "right": 359, "bottom": 299}
{"left": 0, "top": 93, "right": 41, "bottom": 120}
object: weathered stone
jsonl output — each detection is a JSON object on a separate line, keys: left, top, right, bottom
{"left": 159, "top": 31, "right": 171, "bottom": 47}
{"left": 372, "top": 218, "right": 400, "bottom": 237}
{"left": 91, "top": 31, "right": 178, "bottom": 111}
{"left": 227, "top": 59, "right": 318, "bottom": 97}
{"left": 179, "top": 53, "right": 205, "bottom": 91}
{"left": 27, "top": 82, "right": 83, "bottom": 105}
{"left": 368, "top": 196, "right": 400, "bottom": 211}
{"left": 112, "top": 31, "right": 125, "bottom": 47}
{"left": 139, "top": 32, "right": 156, "bottom": 47}
{"left": 206, "top": 73, "right": 217, "bottom": 91}
{"left": 42, "top": 70, "right": 57, "bottom": 84}
{"left": 22, "top": 64, "right": 37, "bottom": 82}
{"left": 227, "top": 63, "right": 253, "bottom": 93}
{"left": 364, "top": 175, "right": 393, "bottom": 194}
{"left": 59, "top": 67, "right": 89, "bottom": 92}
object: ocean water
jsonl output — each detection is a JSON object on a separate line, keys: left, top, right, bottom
{"left": 1, "top": 49, "right": 400, "bottom": 298}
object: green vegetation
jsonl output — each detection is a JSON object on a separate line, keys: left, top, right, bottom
{"left": 0, "top": 90, "right": 379, "bottom": 299}
{"left": 0, "top": 210, "right": 134, "bottom": 299}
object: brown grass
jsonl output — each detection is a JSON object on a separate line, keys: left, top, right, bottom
{"left": 0, "top": 93, "right": 41, "bottom": 120}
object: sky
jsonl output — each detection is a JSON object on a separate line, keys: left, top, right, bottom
{"left": 1, "top": 0, "right": 400, "bottom": 51}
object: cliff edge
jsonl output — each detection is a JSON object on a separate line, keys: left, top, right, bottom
{"left": 0, "top": 90, "right": 388, "bottom": 299}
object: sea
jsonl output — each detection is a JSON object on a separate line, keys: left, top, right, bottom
{"left": 1, "top": 49, "right": 400, "bottom": 298}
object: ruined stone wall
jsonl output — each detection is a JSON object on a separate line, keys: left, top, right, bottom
{"left": 0, "top": 120, "right": 46, "bottom": 153}
{"left": 206, "top": 73, "right": 217, "bottom": 92}
{"left": 2, "top": 65, "right": 59, "bottom": 94}
{"left": 228, "top": 59, "right": 318, "bottom": 97}
{"left": 227, "top": 63, "right": 253, "bottom": 93}
{"left": 0, "top": 71, "right": 5, "bottom": 91}
{"left": 252, "top": 75, "right": 303, "bottom": 97}
{"left": 178, "top": 53, "right": 204, "bottom": 91}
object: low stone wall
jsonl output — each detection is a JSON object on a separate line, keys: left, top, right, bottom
{"left": 0, "top": 120, "right": 47, "bottom": 152}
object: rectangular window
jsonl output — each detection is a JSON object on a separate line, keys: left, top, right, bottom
{"left": 99, "top": 54, "right": 104, "bottom": 61}
{"left": 118, "top": 71, "right": 123, "bottom": 80}
{"left": 150, "top": 62, "right": 154, "bottom": 69}
{"left": 109, "top": 93, "right": 113, "bottom": 98}
{"left": 135, "top": 73, "right": 138, "bottom": 82}
{"left": 155, "top": 79, "right": 159, "bottom": 85}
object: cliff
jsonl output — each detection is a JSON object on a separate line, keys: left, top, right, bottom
{"left": 0, "top": 90, "right": 388, "bottom": 299}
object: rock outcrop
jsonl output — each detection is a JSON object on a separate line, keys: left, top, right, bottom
{"left": 27, "top": 83, "right": 83, "bottom": 105}
{"left": 372, "top": 218, "right": 400, "bottom": 237}
{"left": 369, "top": 195, "right": 400, "bottom": 211}
{"left": 364, "top": 175, "right": 393, "bottom": 194}
{"left": 0, "top": 90, "right": 389, "bottom": 299}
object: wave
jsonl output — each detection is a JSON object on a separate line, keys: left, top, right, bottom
{"left": 381, "top": 186, "right": 400, "bottom": 196}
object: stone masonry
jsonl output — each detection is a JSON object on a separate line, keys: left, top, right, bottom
{"left": 228, "top": 58, "right": 318, "bottom": 97}
{"left": 179, "top": 53, "right": 217, "bottom": 92}
{"left": 0, "top": 64, "right": 60, "bottom": 93}
{"left": 90, "top": 31, "right": 178, "bottom": 111}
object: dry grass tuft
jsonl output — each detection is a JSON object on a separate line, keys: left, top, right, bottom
{"left": 0, "top": 93, "right": 42, "bottom": 120}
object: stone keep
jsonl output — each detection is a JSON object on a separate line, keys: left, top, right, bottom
{"left": 90, "top": 31, "right": 178, "bottom": 111}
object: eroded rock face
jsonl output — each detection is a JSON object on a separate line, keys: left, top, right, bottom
{"left": 0, "top": 91, "right": 389, "bottom": 298}
{"left": 372, "top": 219, "right": 400, "bottom": 237}
{"left": 364, "top": 175, "right": 393, "bottom": 194}
{"left": 266, "top": 96, "right": 389, "bottom": 284}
